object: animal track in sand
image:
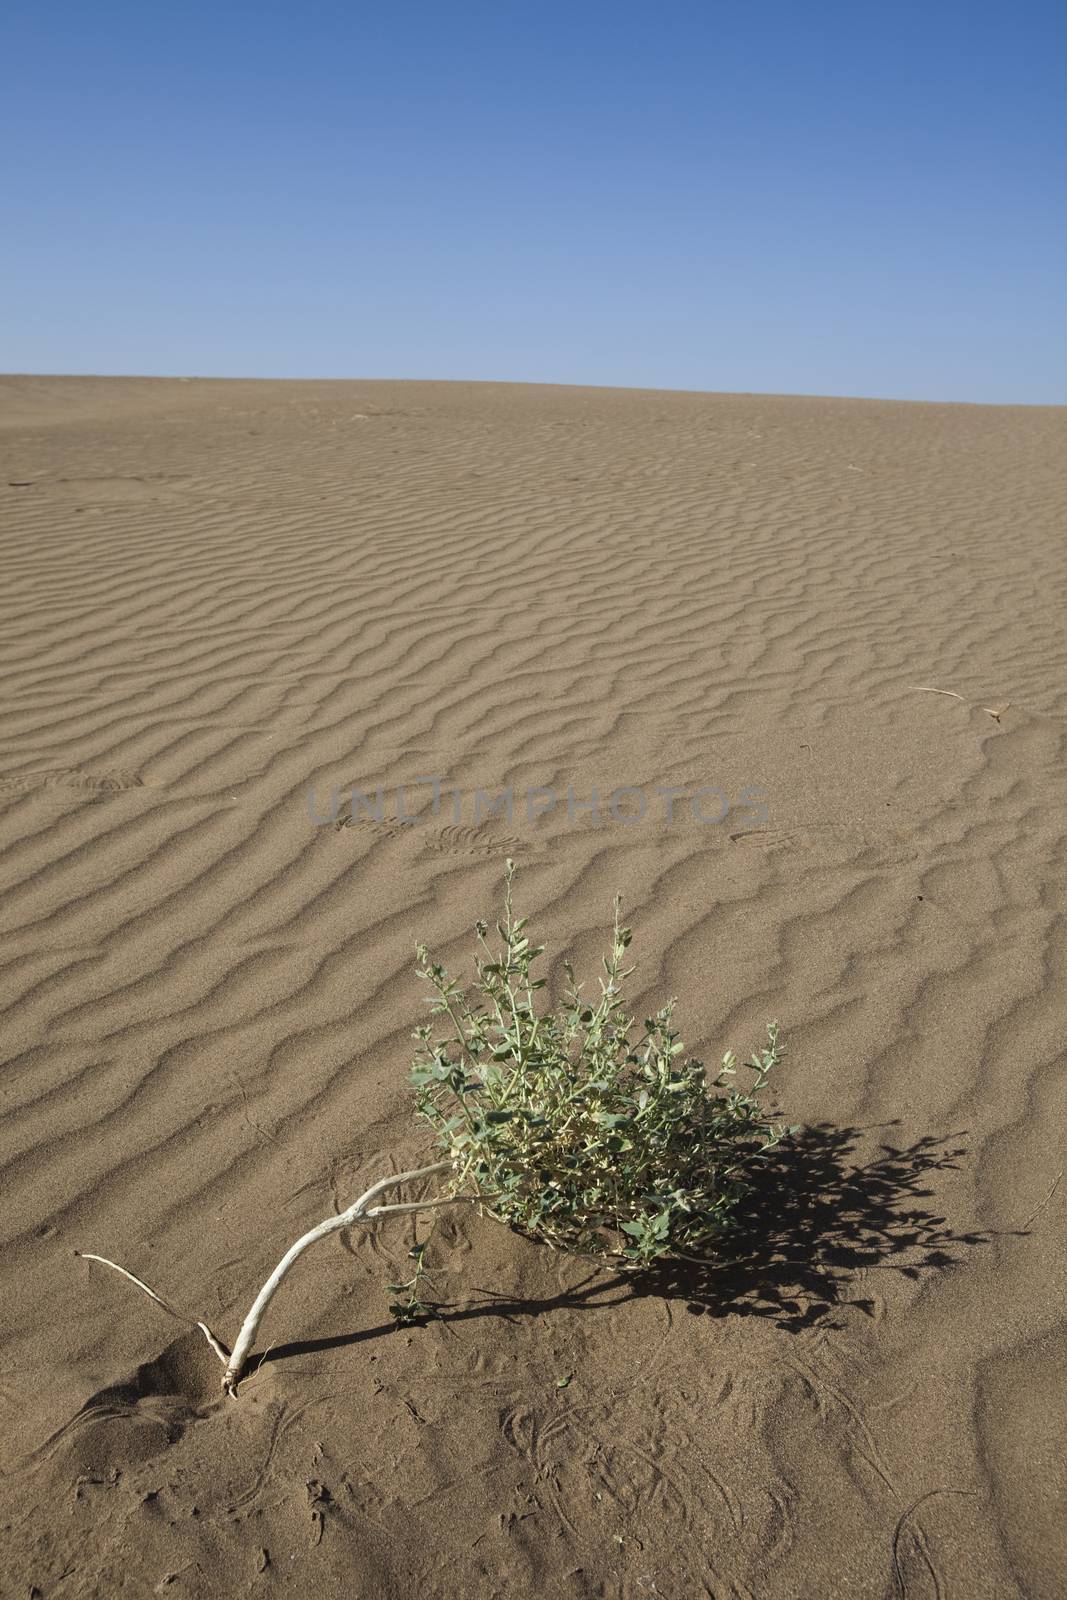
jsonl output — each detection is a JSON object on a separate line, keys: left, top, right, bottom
{"left": 728, "top": 821, "right": 911, "bottom": 858}
{"left": 8, "top": 474, "right": 197, "bottom": 502}
{"left": 333, "top": 816, "right": 529, "bottom": 857}
{"left": 332, "top": 815, "right": 407, "bottom": 839}
{"left": 0, "top": 767, "right": 145, "bottom": 797}
{"left": 420, "top": 824, "right": 530, "bottom": 858}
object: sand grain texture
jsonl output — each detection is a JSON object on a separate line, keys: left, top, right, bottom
{"left": 1, "top": 376, "right": 1065, "bottom": 1598}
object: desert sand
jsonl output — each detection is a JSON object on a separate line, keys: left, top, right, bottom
{"left": 1, "top": 374, "right": 1065, "bottom": 1598}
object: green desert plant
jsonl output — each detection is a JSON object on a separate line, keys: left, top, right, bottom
{"left": 77, "top": 862, "right": 788, "bottom": 1393}
{"left": 386, "top": 1239, "right": 439, "bottom": 1324}
{"left": 410, "top": 862, "right": 788, "bottom": 1268}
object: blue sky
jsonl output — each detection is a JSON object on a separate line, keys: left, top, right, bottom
{"left": 2, "top": 1, "right": 1064, "bottom": 401}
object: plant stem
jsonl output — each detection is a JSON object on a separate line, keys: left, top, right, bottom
{"left": 78, "top": 1161, "right": 460, "bottom": 1397}
{"left": 220, "top": 1160, "right": 456, "bottom": 1392}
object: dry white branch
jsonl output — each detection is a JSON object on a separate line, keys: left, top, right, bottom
{"left": 74, "top": 1251, "right": 230, "bottom": 1363}
{"left": 911, "top": 685, "right": 1011, "bottom": 722}
{"left": 77, "top": 1159, "right": 458, "bottom": 1396}
{"left": 220, "top": 1159, "right": 457, "bottom": 1393}
{"left": 911, "top": 685, "right": 966, "bottom": 701}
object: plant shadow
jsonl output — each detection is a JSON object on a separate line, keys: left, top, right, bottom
{"left": 252, "top": 1122, "right": 996, "bottom": 1377}
{"left": 642, "top": 1120, "right": 990, "bottom": 1331}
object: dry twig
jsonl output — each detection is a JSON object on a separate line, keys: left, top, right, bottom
{"left": 77, "top": 1160, "right": 460, "bottom": 1395}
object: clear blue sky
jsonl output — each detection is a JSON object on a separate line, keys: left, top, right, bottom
{"left": 2, "top": 1, "right": 1064, "bottom": 402}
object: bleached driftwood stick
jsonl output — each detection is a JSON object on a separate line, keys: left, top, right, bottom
{"left": 77, "top": 1159, "right": 460, "bottom": 1395}
{"left": 73, "top": 1251, "right": 232, "bottom": 1363}
{"left": 219, "top": 1160, "right": 459, "bottom": 1392}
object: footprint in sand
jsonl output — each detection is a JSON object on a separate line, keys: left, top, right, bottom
{"left": 33, "top": 1330, "right": 220, "bottom": 1478}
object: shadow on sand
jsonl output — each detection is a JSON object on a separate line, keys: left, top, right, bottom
{"left": 253, "top": 1121, "right": 993, "bottom": 1375}
{"left": 645, "top": 1120, "right": 989, "bottom": 1330}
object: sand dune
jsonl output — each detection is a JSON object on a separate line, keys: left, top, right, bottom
{"left": 1, "top": 375, "right": 1065, "bottom": 1597}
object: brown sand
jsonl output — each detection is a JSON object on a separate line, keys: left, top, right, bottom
{"left": 1, "top": 375, "right": 1065, "bottom": 1598}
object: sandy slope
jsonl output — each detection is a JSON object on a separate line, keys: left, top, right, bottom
{"left": 0, "top": 375, "right": 1064, "bottom": 1599}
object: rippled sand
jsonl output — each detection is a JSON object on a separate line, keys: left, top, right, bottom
{"left": 1, "top": 376, "right": 1065, "bottom": 1597}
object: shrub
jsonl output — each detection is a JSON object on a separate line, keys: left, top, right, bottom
{"left": 78, "top": 862, "right": 789, "bottom": 1395}
{"left": 411, "top": 863, "right": 788, "bottom": 1268}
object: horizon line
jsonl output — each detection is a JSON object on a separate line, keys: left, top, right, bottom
{"left": 3, "top": 371, "right": 1064, "bottom": 410}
